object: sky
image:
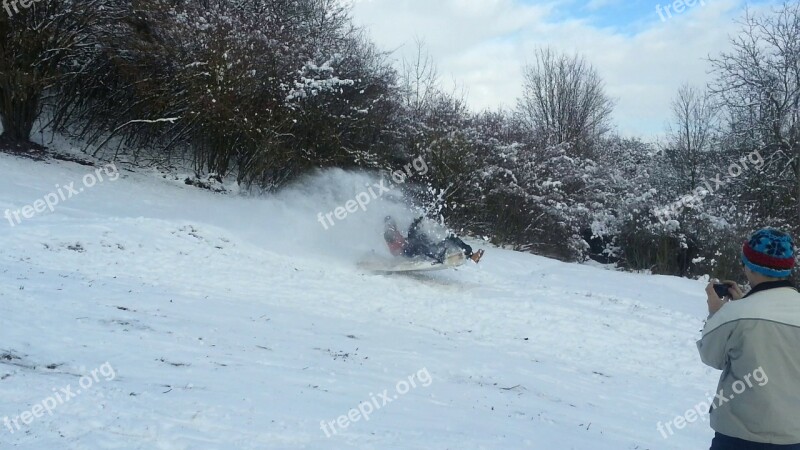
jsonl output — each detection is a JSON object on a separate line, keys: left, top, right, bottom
{"left": 348, "top": 0, "right": 779, "bottom": 138}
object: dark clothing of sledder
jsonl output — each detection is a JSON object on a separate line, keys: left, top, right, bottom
{"left": 384, "top": 217, "right": 474, "bottom": 263}
{"left": 405, "top": 217, "right": 473, "bottom": 262}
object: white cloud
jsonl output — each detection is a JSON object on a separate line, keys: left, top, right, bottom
{"left": 584, "top": 0, "right": 624, "bottom": 11}
{"left": 350, "top": 0, "right": 778, "bottom": 137}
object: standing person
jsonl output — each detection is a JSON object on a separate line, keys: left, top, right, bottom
{"left": 697, "top": 228, "right": 800, "bottom": 449}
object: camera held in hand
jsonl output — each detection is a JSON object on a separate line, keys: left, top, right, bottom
{"left": 714, "top": 283, "right": 733, "bottom": 299}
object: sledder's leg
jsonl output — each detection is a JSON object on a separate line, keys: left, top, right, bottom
{"left": 416, "top": 241, "right": 444, "bottom": 263}
{"left": 445, "top": 235, "right": 484, "bottom": 263}
{"left": 405, "top": 225, "right": 445, "bottom": 262}
{"left": 445, "top": 235, "right": 473, "bottom": 257}
{"left": 401, "top": 237, "right": 440, "bottom": 263}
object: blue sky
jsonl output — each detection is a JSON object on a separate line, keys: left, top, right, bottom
{"left": 557, "top": 0, "right": 660, "bottom": 30}
{"left": 350, "top": 0, "right": 780, "bottom": 138}
{"left": 570, "top": 0, "right": 772, "bottom": 30}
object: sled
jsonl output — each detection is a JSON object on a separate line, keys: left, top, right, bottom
{"left": 358, "top": 250, "right": 468, "bottom": 273}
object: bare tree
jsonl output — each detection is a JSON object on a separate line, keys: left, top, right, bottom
{"left": 0, "top": 0, "right": 118, "bottom": 144}
{"left": 400, "top": 38, "right": 440, "bottom": 118}
{"left": 708, "top": 2, "right": 800, "bottom": 222}
{"left": 517, "top": 47, "right": 615, "bottom": 158}
{"left": 664, "top": 84, "right": 718, "bottom": 192}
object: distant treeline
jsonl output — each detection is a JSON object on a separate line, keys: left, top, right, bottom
{"left": 1, "top": 1, "right": 798, "bottom": 279}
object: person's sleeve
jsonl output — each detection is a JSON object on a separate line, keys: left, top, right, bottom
{"left": 696, "top": 318, "right": 738, "bottom": 370}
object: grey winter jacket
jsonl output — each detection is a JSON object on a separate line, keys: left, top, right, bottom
{"left": 697, "top": 280, "right": 800, "bottom": 444}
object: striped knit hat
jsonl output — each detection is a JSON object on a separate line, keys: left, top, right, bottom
{"left": 741, "top": 228, "right": 795, "bottom": 278}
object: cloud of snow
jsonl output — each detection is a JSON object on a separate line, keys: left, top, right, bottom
{"left": 229, "top": 169, "right": 427, "bottom": 265}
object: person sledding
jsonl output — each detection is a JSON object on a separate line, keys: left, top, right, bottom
{"left": 383, "top": 215, "right": 484, "bottom": 264}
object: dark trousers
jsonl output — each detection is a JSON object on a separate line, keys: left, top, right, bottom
{"left": 404, "top": 234, "right": 472, "bottom": 261}
{"left": 444, "top": 235, "right": 473, "bottom": 256}
{"left": 711, "top": 433, "right": 800, "bottom": 450}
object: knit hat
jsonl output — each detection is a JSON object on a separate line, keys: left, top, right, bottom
{"left": 741, "top": 228, "right": 795, "bottom": 278}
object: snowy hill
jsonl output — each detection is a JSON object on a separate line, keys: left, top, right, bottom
{"left": 0, "top": 152, "right": 720, "bottom": 449}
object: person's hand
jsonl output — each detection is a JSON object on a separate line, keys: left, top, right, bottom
{"left": 720, "top": 280, "right": 745, "bottom": 300}
{"left": 705, "top": 280, "right": 727, "bottom": 316}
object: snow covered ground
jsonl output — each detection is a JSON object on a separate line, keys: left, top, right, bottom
{"left": 0, "top": 151, "right": 722, "bottom": 449}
